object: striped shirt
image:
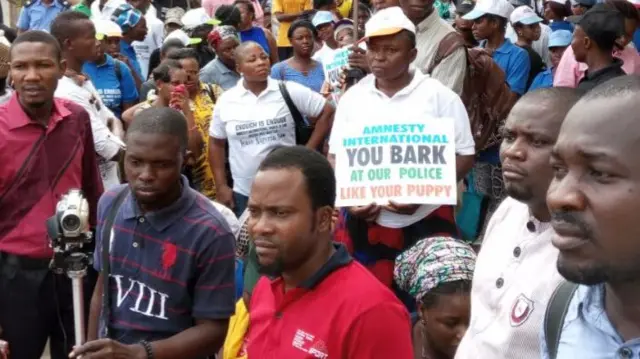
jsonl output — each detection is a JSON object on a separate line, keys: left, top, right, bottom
{"left": 94, "top": 177, "right": 236, "bottom": 343}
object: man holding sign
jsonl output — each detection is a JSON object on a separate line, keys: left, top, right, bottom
{"left": 328, "top": 6, "right": 475, "bottom": 309}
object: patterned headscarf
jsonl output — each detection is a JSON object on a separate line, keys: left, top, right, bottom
{"left": 207, "top": 25, "right": 239, "bottom": 49}
{"left": 394, "top": 237, "right": 476, "bottom": 302}
{"left": 110, "top": 4, "right": 142, "bottom": 34}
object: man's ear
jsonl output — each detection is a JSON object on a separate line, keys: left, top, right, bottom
{"left": 58, "top": 58, "right": 67, "bottom": 79}
{"left": 316, "top": 205, "right": 334, "bottom": 232}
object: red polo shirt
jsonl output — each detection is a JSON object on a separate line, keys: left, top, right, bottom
{"left": 0, "top": 94, "right": 103, "bottom": 258}
{"left": 244, "top": 244, "right": 414, "bottom": 359}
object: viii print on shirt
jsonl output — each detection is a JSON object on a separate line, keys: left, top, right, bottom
{"left": 112, "top": 274, "right": 169, "bottom": 320}
{"left": 235, "top": 116, "right": 289, "bottom": 147}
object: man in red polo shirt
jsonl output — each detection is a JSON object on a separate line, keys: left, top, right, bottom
{"left": 0, "top": 31, "right": 103, "bottom": 359}
{"left": 243, "top": 146, "right": 413, "bottom": 359}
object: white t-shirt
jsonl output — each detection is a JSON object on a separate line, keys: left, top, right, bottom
{"left": 312, "top": 42, "right": 336, "bottom": 63}
{"left": 328, "top": 71, "right": 475, "bottom": 228}
{"left": 210, "top": 78, "right": 326, "bottom": 196}
{"left": 55, "top": 77, "right": 124, "bottom": 190}
{"left": 133, "top": 14, "right": 164, "bottom": 79}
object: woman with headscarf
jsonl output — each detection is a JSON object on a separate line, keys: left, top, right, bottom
{"left": 394, "top": 237, "right": 476, "bottom": 359}
{"left": 200, "top": 25, "right": 243, "bottom": 90}
{"left": 270, "top": 19, "right": 325, "bottom": 93}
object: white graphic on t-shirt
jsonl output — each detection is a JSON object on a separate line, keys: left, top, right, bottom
{"left": 235, "top": 116, "right": 289, "bottom": 147}
{"left": 292, "top": 329, "right": 329, "bottom": 358}
{"left": 112, "top": 275, "right": 169, "bottom": 320}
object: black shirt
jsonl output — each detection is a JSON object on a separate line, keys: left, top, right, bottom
{"left": 577, "top": 58, "right": 626, "bottom": 92}
{"left": 520, "top": 44, "right": 546, "bottom": 90}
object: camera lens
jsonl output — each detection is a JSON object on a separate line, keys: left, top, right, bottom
{"left": 62, "top": 215, "right": 80, "bottom": 232}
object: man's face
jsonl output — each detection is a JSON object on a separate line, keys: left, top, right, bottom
{"left": 178, "top": 57, "right": 200, "bottom": 95}
{"left": 10, "top": 42, "right": 64, "bottom": 109}
{"left": 399, "top": 0, "right": 435, "bottom": 24}
{"left": 69, "top": 20, "right": 100, "bottom": 62}
{"left": 248, "top": 168, "right": 330, "bottom": 276}
{"left": 104, "top": 36, "right": 121, "bottom": 57}
{"left": 316, "top": 23, "right": 334, "bottom": 43}
{"left": 455, "top": 14, "right": 474, "bottom": 33}
{"left": 500, "top": 99, "right": 564, "bottom": 206}
{"left": 549, "top": 46, "right": 567, "bottom": 68}
{"left": 124, "top": 132, "right": 185, "bottom": 207}
{"left": 571, "top": 3, "right": 588, "bottom": 15}
{"left": 547, "top": 96, "right": 640, "bottom": 285}
{"left": 571, "top": 25, "right": 588, "bottom": 63}
{"left": 130, "top": 17, "right": 148, "bottom": 42}
{"left": 518, "top": 23, "right": 541, "bottom": 42}
{"left": 366, "top": 32, "right": 417, "bottom": 82}
{"left": 472, "top": 16, "right": 497, "bottom": 41}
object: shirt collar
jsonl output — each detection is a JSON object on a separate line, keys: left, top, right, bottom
{"left": 583, "top": 58, "right": 624, "bottom": 81}
{"left": 361, "top": 70, "right": 428, "bottom": 99}
{"left": 299, "top": 243, "right": 353, "bottom": 289}
{"left": 7, "top": 93, "right": 72, "bottom": 130}
{"left": 238, "top": 77, "right": 279, "bottom": 97}
{"left": 121, "top": 175, "right": 197, "bottom": 232}
{"left": 416, "top": 10, "right": 441, "bottom": 34}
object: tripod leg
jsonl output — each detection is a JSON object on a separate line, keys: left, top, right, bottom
{"left": 70, "top": 275, "right": 86, "bottom": 348}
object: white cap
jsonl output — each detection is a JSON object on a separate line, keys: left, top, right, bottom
{"left": 164, "top": 28, "right": 191, "bottom": 45}
{"left": 510, "top": 5, "right": 543, "bottom": 24}
{"left": 549, "top": 0, "right": 568, "bottom": 4}
{"left": 93, "top": 19, "right": 123, "bottom": 39}
{"left": 463, "top": 0, "right": 515, "bottom": 20}
{"left": 181, "top": 8, "right": 220, "bottom": 29}
{"left": 98, "top": 0, "right": 126, "bottom": 21}
{"left": 364, "top": 6, "right": 415, "bottom": 39}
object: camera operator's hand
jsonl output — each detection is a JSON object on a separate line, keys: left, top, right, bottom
{"left": 348, "top": 46, "right": 370, "bottom": 73}
{"left": 69, "top": 339, "right": 146, "bottom": 359}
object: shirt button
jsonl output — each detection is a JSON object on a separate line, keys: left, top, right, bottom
{"left": 138, "top": 217, "right": 145, "bottom": 223}
{"left": 132, "top": 242, "right": 139, "bottom": 248}
{"left": 513, "top": 246, "right": 521, "bottom": 257}
{"left": 618, "top": 347, "right": 632, "bottom": 358}
{"left": 496, "top": 277, "right": 504, "bottom": 288}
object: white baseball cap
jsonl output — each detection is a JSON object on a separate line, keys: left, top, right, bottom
{"left": 181, "top": 8, "right": 220, "bottom": 29}
{"left": 93, "top": 19, "right": 122, "bottom": 40}
{"left": 463, "top": 0, "right": 515, "bottom": 20}
{"left": 510, "top": 5, "right": 543, "bottom": 24}
{"left": 364, "top": 6, "right": 416, "bottom": 39}
{"left": 164, "top": 29, "right": 201, "bottom": 46}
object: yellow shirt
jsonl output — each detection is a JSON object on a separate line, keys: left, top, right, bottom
{"left": 273, "top": 0, "right": 312, "bottom": 47}
{"left": 191, "top": 83, "right": 223, "bottom": 200}
{"left": 223, "top": 299, "right": 250, "bottom": 359}
{"left": 337, "top": 0, "right": 352, "bottom": 19}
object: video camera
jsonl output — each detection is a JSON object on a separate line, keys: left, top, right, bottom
{"left": 46, "top": 189, "right": 93, "bottom": 275}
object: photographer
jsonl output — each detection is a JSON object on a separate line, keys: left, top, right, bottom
{"left": 71, "top": 107, "right": 236, "bottom": 359}
{"left": 0, "top": 30, "right": 104, "bottom": 359}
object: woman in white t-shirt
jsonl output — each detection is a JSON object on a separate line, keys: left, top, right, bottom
{"left": 209, "top": 41, "right": 334, "bottom": 216}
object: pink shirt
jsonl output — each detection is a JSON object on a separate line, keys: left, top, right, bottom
{"left": 553, "top": 44, "right": 640, "bottom": 87}
{"left": 203, "top": 0, "right": 265, "bottom": 27}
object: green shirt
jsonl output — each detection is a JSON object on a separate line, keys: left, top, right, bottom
{"left": 72, "top": 3, "right": 91, "bottom": 17}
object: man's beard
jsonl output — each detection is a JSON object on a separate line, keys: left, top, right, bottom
{"left": 257, "top": 256, "right": 284, "bottom": 278}
{"left": 504, "top": 181, "right": 533, "bottom": 202}
{"left": 557, "top": 255, "right": 640, "bottom": 286}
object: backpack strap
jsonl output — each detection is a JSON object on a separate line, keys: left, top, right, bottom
{"left": 113, "top": 58, "right": 123, "bottom": 83}
{"left": 100, "top": 186, "right": 130, "bottom": 339}
{"left": 544, "top": 281, "right": 579, "bottom": 359}
{"left": 427, "top": 31, "right": 466, "bottom": 75}
{"left": 205, "top": 83, "right": 216, "bottom": 103}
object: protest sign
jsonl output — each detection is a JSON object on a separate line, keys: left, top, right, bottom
{"left": 323, "top": 47, "right": 350, "bottom": 88}
{"left": 334, "top": 119, "right": 457, "bottom": 207}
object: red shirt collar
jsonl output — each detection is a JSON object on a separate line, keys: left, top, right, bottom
{"left": 7, "top": 92, "right": 72, "bottom": 130}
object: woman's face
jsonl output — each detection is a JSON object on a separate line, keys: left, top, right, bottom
{"left": 158, "top": 68, "right": 187, "bottom": 102}
{"left": 357, "top": 12, "right": 370, "bottom": 38}
{"left": 543, "top": 2, "right": 555, "bottom": 21}
{"left": 237, "top": 43, "right": 271, "bottom": 82}
{"left": 420, "top": 293, "right": 471, "bottom": 358}
{"left": 236, "top": 3, "right": 254, "bottom": 30}
{"left": 290, "top": 26, "right": 314, "bottom": 58}
{"left": 336, "top": 28, "right": 355, "bottom": 47}
{"left": 216, "top": 38, "right": 240, "bottom": 67}
{"left": 517, "top": 23, "right": 542, "bottom": 42}
{"left": 550, "top": 45, "right": 567, "bottom": 68}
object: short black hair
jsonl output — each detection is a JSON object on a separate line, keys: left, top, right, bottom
{"left": 288, "top": 19, "right": 318, "bottom": 39}
{"left": 161, "top": 39, "right": 184, "bottom": 56}
{"left": 314, "top": 0, "right": 334, "bottom": 9}
{"left": 517, "top": 87, "right": 586, "bottom": 120}
{"left": 257, "top": 146, "right": 336, "bottom": 209}
{"left": 582, "top": 74, "right": 640, "bottom": 101}
{"left": 50, "top": 11, "right": 92, "bottom": 47}
{"left": 215, "top": 4, "right": 242, "bottom": 27}
{"left": 166, "top": 47, "right": 199, "bottom": 62}
{"left": 127, "top": 107, "right": 189, "bottom": 151}
{"left": 421, "top": 280, "right": 472, "bottom": 309}
{"left": 547, "top": 0, "right": 573, "bottom": 19}
{"left": 11, "top": 30, "right": 62, "bottom": 62}
{"left": 152, "top": 59, "right": 182, "bottom": 82}
{"left": 234, "top": 0, "right": 255, "bottom": 15}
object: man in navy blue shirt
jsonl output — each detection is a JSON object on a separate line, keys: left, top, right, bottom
{"left": 84, "top": 20, "right": 139, "bottom": 119}
{"left": 71, "top": 107, "right": 236, "bottom": 359}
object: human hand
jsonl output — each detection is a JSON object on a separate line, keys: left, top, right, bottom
{"left": 347, "top": 203, "right": 381, "bottom": 222}
{"left": 383, "top": 200, "right": 421, "bottom": 215}
{"left": 69, "top": 339, "right": 145, "bottom": 359}
{"left": 348, "top": 45, "right": 369, "bottom": 72}
{"left": 0, "top": 340, "right": 9, "bottom": 359}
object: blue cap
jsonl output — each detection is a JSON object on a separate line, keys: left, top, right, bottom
{"left": 110, "top": 3, "right": 142, "bottom": 33}
{"left": 312, "top": 11, "right": 334, "bottom": 27}
{"left": 548, "top": 29, "right": 572, "bottom": 48}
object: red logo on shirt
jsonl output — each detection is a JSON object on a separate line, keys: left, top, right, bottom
{"left": 510, "top": 294, "right": 534, "bottom": 327}
{"left": 161, "top": 242, "right": 178, "bottom": 273}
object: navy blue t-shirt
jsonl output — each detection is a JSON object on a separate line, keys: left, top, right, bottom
{"left": 94, "top": 176, "right": 236, "bottom": 344}
{"left": 83, "top": 54, "right": 139, "bottom": 119}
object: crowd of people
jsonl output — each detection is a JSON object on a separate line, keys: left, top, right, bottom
{"left": 1, "top": 0, "right": 640, "bottom": 357}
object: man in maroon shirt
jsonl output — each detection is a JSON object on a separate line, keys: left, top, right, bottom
{"left": 243, "top": 146, "right": 414, "bottom": 358}
{"left": 0, "top": 30, "right": 103, "bottom": 359}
